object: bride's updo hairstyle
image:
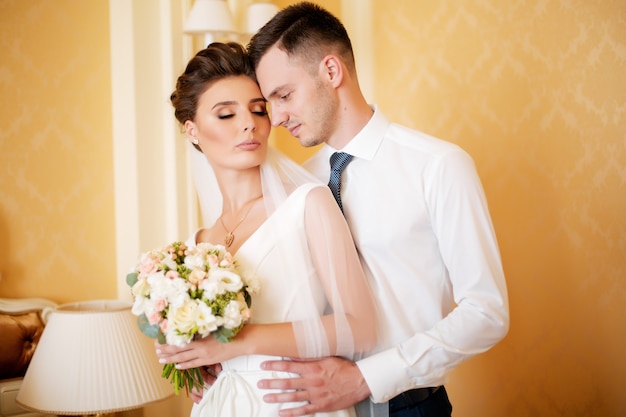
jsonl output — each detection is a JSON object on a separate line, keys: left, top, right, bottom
{"left": 170, "top": 42, "right": 256, "bottom": 151}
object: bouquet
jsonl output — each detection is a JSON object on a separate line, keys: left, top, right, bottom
{"left": 126, "top": 241, "right": 259, "bottom": 395}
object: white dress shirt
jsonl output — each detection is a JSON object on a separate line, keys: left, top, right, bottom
{"left": 304, "top": 107, "right": 509, "bottom": 403}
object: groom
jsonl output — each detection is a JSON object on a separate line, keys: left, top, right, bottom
{"left": 247, "top": 2, "right": 509, "bottom": 417}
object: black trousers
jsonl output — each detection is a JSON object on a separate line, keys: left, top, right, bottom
{"left": 389, "top": 386, "right": 452, "bottom": 417}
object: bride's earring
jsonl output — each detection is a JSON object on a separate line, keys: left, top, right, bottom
{"left": 192, "top": 137, "right": 199, "bottom": 145}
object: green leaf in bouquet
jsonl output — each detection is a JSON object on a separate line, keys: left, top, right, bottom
{"left": 137, "top": 313, "right": 160, "bottom": 338}
{"left": 162, "top": 362, "right": 175, "bottom": 379}
{"left": 161, "top": 363, "right": 204, "bottom": 396}
{"left": 126, "top": 271, "right": 138, "bottom": 288}
{"left": 213, "top": 327, "right": 236, "bottom": 343}
{"left": 186, "top": 367, "right": 205, "bottom": 394}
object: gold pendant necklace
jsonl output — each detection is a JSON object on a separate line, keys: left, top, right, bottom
{"left": 219, "top": 199, "right": 257, "bottom": 248}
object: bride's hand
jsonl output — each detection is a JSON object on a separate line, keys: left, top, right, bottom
{"left": 154, "top": 336, "right": 244, "bottom": 370}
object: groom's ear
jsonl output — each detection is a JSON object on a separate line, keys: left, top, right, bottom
{"left": 320, "top": 54, "right": 343, "bottom": 88}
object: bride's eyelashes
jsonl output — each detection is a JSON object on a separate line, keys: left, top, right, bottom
{"left": 217, "top": 110, "right": 268, "bottom": 119}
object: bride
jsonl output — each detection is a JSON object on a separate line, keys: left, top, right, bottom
{"left": 155, "top": 42, "right": 377, "bottom": 417}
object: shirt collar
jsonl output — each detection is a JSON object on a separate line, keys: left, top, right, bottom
{"left": 318, "top": 105, "right": 389, "bottom": 162}
{"left": 338, "top": 105, "right": 390, "bottom": 161}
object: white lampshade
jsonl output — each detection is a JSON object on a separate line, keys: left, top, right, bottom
{"left": 245, "top": 2, "right": 279, "bottom": 35}
{"left": 16, "top": 300, "right": 172, "bottom": 415}
{"left": 184, "top": 0, "right": 237, "bottom": 35}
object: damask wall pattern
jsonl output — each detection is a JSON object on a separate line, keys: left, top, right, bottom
{"left": 372, "top": 1, "right": 625, "bottom": 416}
{"left": 0, "top": 0, "right": 117, "bottom": 303}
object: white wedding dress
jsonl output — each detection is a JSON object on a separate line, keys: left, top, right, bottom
{"left": 188, "top": 183, "right": 357, "bottom": 417}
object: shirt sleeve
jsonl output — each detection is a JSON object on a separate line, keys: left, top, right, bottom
{"left": 357, "top": 149, "right": 509, "bottom": 403}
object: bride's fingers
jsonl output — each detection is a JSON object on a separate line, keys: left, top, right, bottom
{"left": 155, "top": 343, "right": 194, "bottom": 360}
{"left": 157, "top": 349, "right": 195, "bottom": 365}
{"left": 174, "top": 357, "right": 200, "bottom": 369}
{"left": 155, "top": 348, "right": 177, "bottom": 361}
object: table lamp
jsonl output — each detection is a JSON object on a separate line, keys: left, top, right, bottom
{"left": 15, "top": 300, "right": 172, "bottom": 416}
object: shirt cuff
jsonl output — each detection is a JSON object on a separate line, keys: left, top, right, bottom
{"left": 356, "top": 348, "right": 414, "bottom": 403}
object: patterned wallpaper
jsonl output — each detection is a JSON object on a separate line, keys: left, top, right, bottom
{"left": 0, "top": 0, "right": 117, "bottom": 303}
{"left": 372, "top": 1, "right": 625, "bottom": 416}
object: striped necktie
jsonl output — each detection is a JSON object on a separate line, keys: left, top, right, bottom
{"left": 328, "top": 152, "right": 354, "bottom": 213}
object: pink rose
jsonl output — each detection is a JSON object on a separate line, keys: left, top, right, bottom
{"left": 154, "top": 298, "right": 167, "bottom": 312}
{"left": 139, "top": 257, "right": 157, "bottom": 275}
{"left": 148, "top": 311, "right": 162, "bottom": 325}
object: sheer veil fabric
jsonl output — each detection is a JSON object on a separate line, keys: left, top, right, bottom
{"left": 188, "top": 142, "right": 372, "bottom": 360}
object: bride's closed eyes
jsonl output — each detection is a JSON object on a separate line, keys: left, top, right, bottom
{"left": 217, "top": 109, "right": 268, "bottom": 120}
{"left": 215, "top": 102, "right": 268, "bottom": 120}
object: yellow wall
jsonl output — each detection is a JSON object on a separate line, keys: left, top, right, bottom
{"left": 0, "top": 0, "right": 117, "bottom": 303}
{"left": 371, "top": 1, "right": 625, "bottom": 416}
{"left": 1, "top": 0, "right": 625, "bottom": 416}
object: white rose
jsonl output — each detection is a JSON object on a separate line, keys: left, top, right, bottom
{"left": 168, "top": 300, "right": 201, "bottom": 336}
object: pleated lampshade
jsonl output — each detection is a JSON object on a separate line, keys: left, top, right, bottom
{"left": 16, "top": 300, "right": 172, "bottom": 415}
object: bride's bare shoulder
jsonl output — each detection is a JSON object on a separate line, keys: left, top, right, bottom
{"left": 303, "top": 184, "right": 336, "bottom": 207}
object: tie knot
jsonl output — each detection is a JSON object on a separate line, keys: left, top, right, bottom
{"left": 329, "top": 152, "right": 354, "bottom": 174}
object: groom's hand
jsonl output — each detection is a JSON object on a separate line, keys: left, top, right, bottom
{"left": 189, "top": 364, "right": 222, "bottom": 404}
{"left": 257, "top": 356, "right": 370, "bottom": 417}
